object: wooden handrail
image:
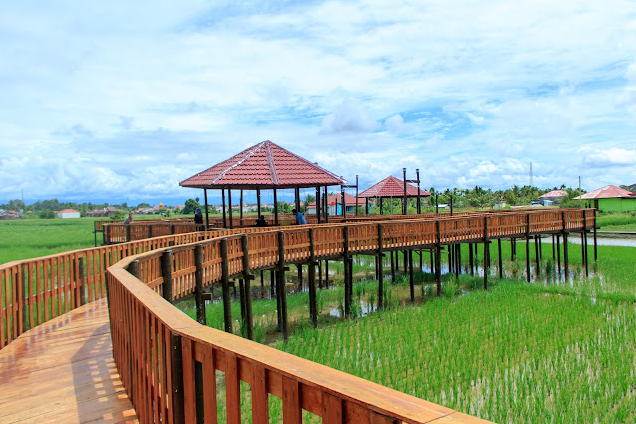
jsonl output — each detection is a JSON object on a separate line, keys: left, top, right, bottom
{"left": 2, "top": 209, "right": 595, "bottom": 423}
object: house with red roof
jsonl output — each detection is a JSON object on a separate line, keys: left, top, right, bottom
{"left": 539, "top": 190, "right": 568, "bottom": 206}
{"left": 57, "top": 209, "right": 81, "bottom": 219}
{"left": 575, "top": 185, "right": 636, "bottom": 212}
{"left": 306, "top": 193, "right": 363, "bottom": 215}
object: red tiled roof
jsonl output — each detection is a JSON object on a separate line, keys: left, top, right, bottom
{"left": 539, "top": 190, "right": 568, "bottom": 199}
{"left": 576, "top": 185, "right": 636, "bottom": 200}
{"left": 58, "top": 209, "right": 79, "bottom": 213}
{"left": 307, "top": 193, "right": 363, "bottom": 208}
{"left": 180, "top": 140, "right": 347, "bottom": 189}
{"left": 359, "top": 175, "right": 431, "bottom": 198}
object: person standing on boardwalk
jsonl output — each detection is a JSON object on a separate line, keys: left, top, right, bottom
{"left": 123, "top": 213, "right": 133, "bottom": 225}
{"left": 194, "top": 207, "right": 203, "bottom": 224}
{"left": 292, "top": 208, "right": 306, "bottom": 225}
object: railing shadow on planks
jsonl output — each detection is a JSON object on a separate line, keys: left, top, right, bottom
{"left": 2, "top": 209, "right": 596, "bottom": 423}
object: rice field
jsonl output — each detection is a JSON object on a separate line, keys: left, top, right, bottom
{"left": 183, "top": 243, "right": 636, "bottom": 423}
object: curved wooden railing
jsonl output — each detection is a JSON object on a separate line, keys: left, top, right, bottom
{"left": 105, "top": 208, "right": 594, "bottom": 423}
{"left": 1, "top": 209, "right": 595, "bottom": 423}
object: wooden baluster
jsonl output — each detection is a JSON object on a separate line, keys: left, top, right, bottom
{"left": 309, "top": 228, "right": 317, "bottom": 327}
{"left": 220, "top": 239, "right": 232, "bottom": 333}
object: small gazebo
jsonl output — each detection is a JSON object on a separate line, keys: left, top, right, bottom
{"left": 180, "top": 140, "right": 347, "bottom": 228}
{"left": 359, "top": 174, "right": 431, "bottom": 215}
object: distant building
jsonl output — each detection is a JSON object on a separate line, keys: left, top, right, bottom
{"left": 539, "top": 190, "right": 568, "bottom": 205}
{"left": 306, "top": 193, "right": 364, "bottom": 215}
{"left": 575, "top": 185, "right": 636, "bottom": 212}
{"left": 57, "top": 209, "right": 81, "bottom": 219}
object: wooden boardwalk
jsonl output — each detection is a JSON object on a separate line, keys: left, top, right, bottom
{"left": 0, "top": 298, "right": 137, "bottom": 424}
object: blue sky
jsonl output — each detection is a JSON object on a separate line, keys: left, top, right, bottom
{"left": 1, "top": 0, "right": 636, "bottom": 206}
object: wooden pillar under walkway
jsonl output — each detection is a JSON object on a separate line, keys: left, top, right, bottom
{"left": 241, "top": 235, "right": 254, "bottom": 340}
{"left": 469, "top": 242, "right": 474, "bottom": 276}
{"left": 222, "top": 188, "right": 227, "bottom": 228}
{"left": 435, "top": 221, "right": 442, "bottom": 296}
{"left": 277, "top": 231, "right": 288, "bottom": 341}
{"left": 343, "top": 226, "right": 351, "bottom": 317}
{"left": 194, "top": 244, "right": 206, "bottom": 325}
{"left": 308, "top": 228, "right": 317, "bottom": 328}
{"left": 525, "top": 214, "right": 531, "bottom": 283}
{"left": 556, "top": 235, "right": 562, "bottom": 277}
{"left": 325, "top": 260, "right": 330, "bottom": 288}
{"left": 377, "top": 224, "right": 385, "bottom": 309}
{"left": 534, "top": 235, "right": 540, "bottom": 278}
{"left": 562, "top": 211, "right": 569, "bottom": 280}
{"left": 593, "top": 209, "right": 598, "bottom": 261}
{"left": 220, "top": 239, "right": 232, "bottom": 333}
{"left": 390, "top": 250, "right": 395, "bottom": 282}
{"left": 483, "top": 217, "right": 489, "bottom": 290}
{"left": 408, "top": 249, "right": 414, "bottom": 302}
{"left": 498, "top": 238, "right": 503, "bottom": 279}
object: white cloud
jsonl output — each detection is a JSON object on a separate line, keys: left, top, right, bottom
{"left": 583, "top": 148, "right": 636, "bottom": 168}
{"left": 320, "top": 99, "right": 380, "bottom": 134}
{"left": 2, "top": 0, "right": 636, "bottom": 204}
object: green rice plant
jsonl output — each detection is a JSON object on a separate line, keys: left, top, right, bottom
{"left": 442, "top": 277, "right": 457, "bottom": 298}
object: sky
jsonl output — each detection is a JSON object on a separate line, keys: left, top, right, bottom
{"left": 1, "top": 0, "right": 636, "bottom": 206}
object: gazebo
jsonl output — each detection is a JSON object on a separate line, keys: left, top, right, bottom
{"left": 359, "top": 173, "right": 431, "bottom": 215}
{"left": 179, "top": 140, "right": 347, "bottom": 228}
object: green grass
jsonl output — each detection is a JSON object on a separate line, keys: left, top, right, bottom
{"left": 183, "top": 243, "right": 636, "bottom": 423}
{"left": 0, "top": 218, "right": 99, "bottom": 264}
{"left": 596, "top": 212, "right": 636, "bottom": 232}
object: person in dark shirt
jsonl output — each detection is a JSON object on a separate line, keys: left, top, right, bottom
{"left": 194, "top": 207, "right": 203, "bottom": 224}
{"left": 255, "top": 215, "right": 268, "bottom": 227}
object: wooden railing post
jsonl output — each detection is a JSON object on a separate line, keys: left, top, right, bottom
{"left": 220, "top": 239, "right": 232, "bottom": 334}
{"left": 104, "top": 224, "right": 110, "bottom": 245}
{"left": 498, "top": 238, "right": 503, "bottom": 279}
{"left": 194, "top": 244, "right": 206, "bottom": 325}
{"left": 408, "top": 249, "right": 414, "bottom": 302}
{"left": 171, "top": 333, "right": 185, "bottom": 424}
{"left": 126, "top": 224, "right": 131, "bottom": 243}
{"left": 241, "top": 235, "right": 254, "bottom": 340}
{"left": 148, "top": 225, "right": 153, "bottom": 239}
{"left": 277, "top": 231, "right": 289, "bottom": 341}
{"left": 161, "top": 250, "right": 174, "bottom": 303}
{"left": 377, "top": 223, "right": 384, "bottom": 309}
{"left": 308, "top": 228, "right": 317, "bottom": 328}
{"left": 78, "top": 257, "right": 87, "bottom": 306}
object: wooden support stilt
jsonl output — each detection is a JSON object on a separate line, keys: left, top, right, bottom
{"left": 511, "top": 238, "right": 515, "bottom": 261}
{"left": 318, "top": 261, "right": 323, "bottom": 289}
{"left": 325, "top": 261, "right": 330, "bottom": 288}
{"left": 469, "top": 242, "right": 474, "bottom": 276}
{"left": 228, "top": 189, "right": 233, "bottom": 229}
{"left": 556, "top": 235, "right": 561, "bottom": 276}
{"left": 583, "top": 210, "right": 589, "bottom": 277}
{"left": 390, "top": 250, "right": 395, "bottom": 282}
{"left": 429, "top": 249, "right": 434, "bottom": 273}
{"left": 270, "top": 270, "right": 275, "bottom": 297}
{"left": 277, "top": 231, "right": 288, "bottom": 341}
{"left": 297, "top": 264, "right": 303, "bottom": 291}
{"left": 552, "top": 234, "right": 556, "bottom": 260}
{"left": 239, "top": 278, "right": 246, "bottom": 322}
{"left": 308, "top": 228, "right": 317, "bottom": 328}
{"left": 593, "top": 209, "right": 598, "bottom": 261}
{"left": 241, "top": 235, "right": 253, "bottom": 340}
{"left": 435, "top": 221, "right": 442, "bottom": 296}
{"left": 525, "top": 214, "right": 531, "bottom": 282}
{"left": 377, "top": 224, "right": 384, "bottom": 309}
{"left": 161, "top": 250, "right": 173, "bottom": 303}
{"left": 561, "top": 211, "right": 569, "bottom": 280}
{"left": 409, "top": 249, "right": 414, "bottom": 302}
{"left": 343, "top": 226, "right": 351, "bottom": 317}
{"left": 220, "top": 240, "right": 232, "bottom": 333}
{"left": 454, "top": 244, "right": 460, "bottom": 279}
{"left": 483, "top": 217, "right": 489, "bottom": 290}
{"left": 194, "top": 244, "right": 206, "bottom": 325}
{"left": 534, "top": 235, "right": 540, "bottom": 278}
{"left": 498, "top": 238, "right": 503, "bottom": 279}
{"left": 260, "top": 270, "right": 264, "bottom": 288}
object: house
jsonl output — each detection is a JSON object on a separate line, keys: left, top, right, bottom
{"left": 539, "top": 190, "right": 568, "bottom": 206}
{"left": 57, "top": 209, "right": 81, "bottom": 219}
{"left": 0, "top": 209, "right": 19, "bottom": 220}
{"left": 306, "top": 193, "right": 364, "bottom": 215}
{"left": 575, "top": 185, "right": 636, "bottom": 212}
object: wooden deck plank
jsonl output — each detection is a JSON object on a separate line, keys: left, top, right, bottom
{"left": 0, "top": 298, "right": 138, "bottom": 424}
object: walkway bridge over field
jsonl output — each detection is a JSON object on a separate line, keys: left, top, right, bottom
{"left": 1, "top": 209, "right": 596, "bottom": 423}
